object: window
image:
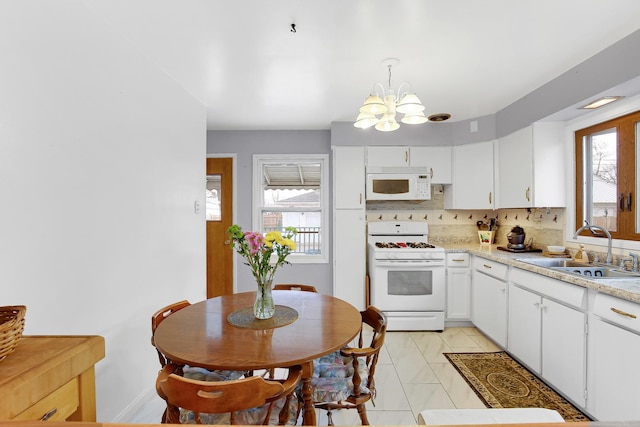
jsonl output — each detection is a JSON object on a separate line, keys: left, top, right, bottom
{"left": 575, "top": 110, "right": 640, "bottom": 240}
{"left": 253, "top": 154, "right": 329, "bottom": 263}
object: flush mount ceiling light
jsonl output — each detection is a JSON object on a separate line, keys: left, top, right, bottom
{"left": 580, "top": 96, "right": 624, "bottom": 109}
{"left": 354, "top": 58, "right": 429, "bottom": 132}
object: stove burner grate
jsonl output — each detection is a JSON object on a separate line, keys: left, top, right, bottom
{"left": 374, "top": 242, "right": 436, "bottom": 249}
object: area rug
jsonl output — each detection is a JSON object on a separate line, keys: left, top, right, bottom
{"left": 444, "top": 352, "right": 590, "bottom": 422}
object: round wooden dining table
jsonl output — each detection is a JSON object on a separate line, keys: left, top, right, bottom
{"left": 153, "top": 290, "right": 362, "bottom": 425}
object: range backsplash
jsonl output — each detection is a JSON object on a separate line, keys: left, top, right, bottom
{"left": 365, "top": 193, "right": 564, "bottom": 248}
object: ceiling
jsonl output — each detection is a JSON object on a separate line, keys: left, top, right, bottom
{"left": 83, "top": 0, "right": 640, "bottom": 130}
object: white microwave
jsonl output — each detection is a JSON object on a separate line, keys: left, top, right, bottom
{"left": 365, "top": 167, "right": 431, "bottom": 201}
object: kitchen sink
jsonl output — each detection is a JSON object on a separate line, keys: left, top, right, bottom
{"left": 549, "top": 266, "right": 640, "bottom": 279}
{"left": 516, "top": 258, "right": 640, "bottom": 279}
{"left": 515, "top": 258, "right": 590, "bottom": 268}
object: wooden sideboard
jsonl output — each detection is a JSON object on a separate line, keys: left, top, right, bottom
{"left": 0, "top": 335, "right": 105, "bottom": 421}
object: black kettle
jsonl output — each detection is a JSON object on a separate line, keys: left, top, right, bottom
{"left": 507, "top": 225, "right": 526, "bottom": 245}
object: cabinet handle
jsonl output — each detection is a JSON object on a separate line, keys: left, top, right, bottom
{"left": 405, "top": 150, "right": 408, "bottom": 163}
{"left": 430, "top": 167, "right": 434, "bottom": 179}
{"left": 611, "top": 307, "right": 637, "bottom": 319}
{"left": 482, "top": 264, "right": 492, "bottom": 269}
{"left": 488, "top": 192, "right": 492, "bottom": 204}
{"left": 41, "top": 408, "right": 58, "bottom": 421}
{"left": 525, "top": 187, "right": 530, "bottom": 202}
{"left": 359, "top": 193, "right": 362, "bottom": 204}
{"left": 452, "top": 259, "right": 465, "bottom": 262}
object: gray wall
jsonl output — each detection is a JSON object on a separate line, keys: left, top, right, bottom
{"left": 207, "top": 130, "right": 334, "bottom": 294}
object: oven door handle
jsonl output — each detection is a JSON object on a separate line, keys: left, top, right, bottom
{"left": 374, "top": 260, "right": 445, "bottom": 267}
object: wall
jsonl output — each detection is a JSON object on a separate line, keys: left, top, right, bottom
{"left": 206, "top": 130, "right": 334, "bottom": 294}
{"left": 1, "top": 2, "right": 206, "bottom": 422}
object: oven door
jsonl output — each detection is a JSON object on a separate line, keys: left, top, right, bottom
{"left": 370, "top": 260, "right": 445, "bottom": 311}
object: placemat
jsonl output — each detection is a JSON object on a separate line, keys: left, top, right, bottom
{"left": 227, "top": 305, "right": 298, "bottom": 330}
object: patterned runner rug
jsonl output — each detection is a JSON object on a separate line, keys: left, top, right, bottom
{"left": 444, "top": 352, "right": 590, "bottom": 422}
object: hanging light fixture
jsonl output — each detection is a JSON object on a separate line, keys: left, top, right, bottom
{"left": 354, "top": 58, "right": 428, "bottom": 132}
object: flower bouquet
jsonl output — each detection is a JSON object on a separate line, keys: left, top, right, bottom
{"left": 226, "top": 224, "right": 297, "bottom": 319}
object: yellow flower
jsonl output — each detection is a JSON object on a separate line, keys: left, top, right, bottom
{"left": 283, "top": 238, "right": 297, "bottom": 250}
{"left": 264, "top": 231, "right": 281, "bottom": 243}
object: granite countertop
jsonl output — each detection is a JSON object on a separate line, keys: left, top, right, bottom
{"left": 441, "top": 243, "right": 640, "bottom": 304}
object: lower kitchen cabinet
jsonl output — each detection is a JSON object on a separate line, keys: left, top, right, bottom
{"left": 471, "top": 257, "right": 508, "bottom": 347}
{"left": 508, "top": 268, "right": 587, "bottom": 408}
{"left": 588, "top": 292, "right": 640, "bottom": 421}
{"left": 446, "top": 253, "right": 471, "bottom": 320}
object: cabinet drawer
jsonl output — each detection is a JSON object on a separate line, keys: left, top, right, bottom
{"left": 13, "top": 378, "right": 79, "bottom": 421}
{"left": 593, "top": 293, "right": 640, "bottom": 333}
{"left": 446, "top": 253, "right": 469, "bottom": 267}
{"left": 472, "top": 257, "right": 508, "bottom": 281}
{"left": 510, "top": 268, "right": 586, "bottom": 310}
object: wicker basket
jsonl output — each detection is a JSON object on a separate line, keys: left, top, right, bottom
{"left": 0, "top": 306, "right": 26, "bottom": 362}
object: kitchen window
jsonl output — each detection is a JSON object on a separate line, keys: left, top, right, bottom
{"left": 253, "top": 154, "right": 329, "bottom": 263}
{"left": 575, "top": 110, "right": 640, "bottom": 240}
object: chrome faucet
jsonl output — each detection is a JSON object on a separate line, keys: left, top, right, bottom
{"left": 573, "top": 222, "right": 612, "bottom": 265}
{"left": 630, "top": 252, "right": 639, "bottom": 272}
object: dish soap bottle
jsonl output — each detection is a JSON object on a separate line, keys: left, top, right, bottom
{"left": 573, "top": 244, "right": 589, "bottom": 264}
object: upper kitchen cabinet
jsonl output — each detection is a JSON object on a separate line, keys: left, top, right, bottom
{"left": 366, "top": 146, "right": 410, "bottom": 167}
{"left": 409, "top": 146, "right": 452, "bottom": 184}
{"left": 444, "top": 141, "right": 495, "bottom": 210}
{"left": 497, "top": 122, "right": 565, "bottom": 209}
{"left": 333, "top": 146, "right": 365, "bottom": 209}
{"left": 366, "top": 146, "right": 452, "bottom": 183}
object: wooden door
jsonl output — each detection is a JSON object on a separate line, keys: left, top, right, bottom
{"left": 206, "top": 157, "right": 233, "bottom": 297}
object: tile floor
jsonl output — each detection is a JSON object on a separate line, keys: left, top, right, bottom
{"left": 134, "top": 327, "right": 501, "bottom": 425}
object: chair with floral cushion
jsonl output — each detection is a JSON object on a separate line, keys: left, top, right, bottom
{"left": 157, "top": 363, "right": 302, "bottom": 425}
{"left": 309, "top": 305, "right": 387, "bottom": 426}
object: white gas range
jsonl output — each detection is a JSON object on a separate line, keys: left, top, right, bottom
{"left": 367, "top": 222, "right": 446, "bottom": 331}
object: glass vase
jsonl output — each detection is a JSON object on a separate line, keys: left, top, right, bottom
{"left": 254, "top": 278, "right": 275, "bottom": 319}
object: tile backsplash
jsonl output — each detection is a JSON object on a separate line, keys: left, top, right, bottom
{"left": 365, "top": 193, "right": 564, "bottom": 248}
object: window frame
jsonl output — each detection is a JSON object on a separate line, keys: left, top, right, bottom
{"left": 575, "top": 110, "right": 640, "bottom": 242}
{"left": 252, "top": 154, "right": 329, "bottom": 264}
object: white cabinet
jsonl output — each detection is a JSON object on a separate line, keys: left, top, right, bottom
{"left": 333, "top": 209, "right": 366, "bottom": 310}
{"left": 366, "top": 146, "right": 409, "bottom": 167}
{"left": 471, "top": 256, "right": 508, "bottom": 347}
{"left": 508, "top": 268, "right": 587, "bottom": 407}
{"left": 332, "top": 146, "right": 366, "bottom": 310}
{"left": 497, "top": 122, "right": 565, "bottom": 208}
{"left": 334, "top": 146, "right": 365, "bottom": 209}
{"left": 445, "top": 141, "right": 495, "bottom": 209}
{"left": 409, "top": 146, "right": 452, "bottom": 184}
{"left": 446, "top": 252, "right": 471, "bottom": 320}
{"left": 588, "top": 293, "right": 640, "bottom": 421}
{"left": 365, "top": 146, "right": 452, "bottom": 183}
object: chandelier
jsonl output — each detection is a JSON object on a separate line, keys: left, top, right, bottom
{"left": 354, "top": 58, "right": 427, "bottom": 132}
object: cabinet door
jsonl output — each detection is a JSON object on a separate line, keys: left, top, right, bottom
{"left": 448, "top": 141, "right": 494, "bottom": 209}
{"left": 471, "top": 270, "right": 507, "bottom": 347}
{"left": 497, "top": 127, "right": 533, "bottom": 208}
{"left": 366, "top": 146, "right": 408, "bottom": 167}
{"left": 333, "top": 209, "right": 366, "bottom": 310}
{"left": 541, "top": 298, "right": 586, "bottom": 408}
{"left": 410, "top": 146, "right": 452, "bottom": 184}
{"left": 446, "top": 268, "right": 471, "bottom": 320}
{"left": 507, "top": 285, "right": 541, "bottom": 373}
{"left": 588, "top": 318, "right": 640, "bottom": 420}
{"left": 333, "top": 146, "right": 365, "bottom": 209}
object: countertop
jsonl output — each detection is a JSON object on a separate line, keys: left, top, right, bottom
{"left": 441, "top": 243, "right": 640, "bottom": 304}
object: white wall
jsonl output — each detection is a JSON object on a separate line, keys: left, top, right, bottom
{"left": 1, "top": 2, "right": 206, "bottom": 422}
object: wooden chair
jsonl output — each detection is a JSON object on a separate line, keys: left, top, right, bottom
{"left": 273, "top": 284, "right": 318, "bottom": 292}
{"left": 309, "top": 305, "right": 387, "bottom": 426}
{"left": 157, "top": 363, "right": 303, "bottom": 425}
{"left": 151, "top": 300, "right": 191, "bottom": 367}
